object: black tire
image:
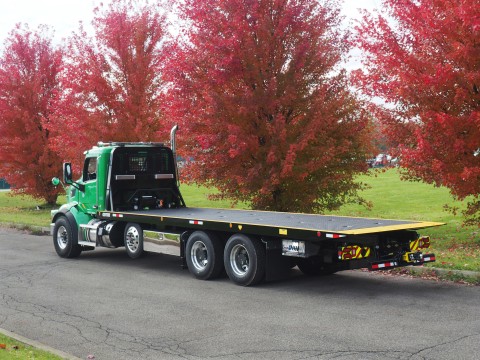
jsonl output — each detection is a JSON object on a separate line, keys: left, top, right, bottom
{"left": 296, "top": 256, "right": 337, "bottom": 276}
{"left": 224, "top": 234, "right": 265, "bottom": 286}
{"left": 124, "top": 223, "right": 144, "bottom": 259}
{"left": 53, "top": 216, "right": 82, "bottom": 258}
{"left": 185, "top": 231, "right": 224, "bottom": 280}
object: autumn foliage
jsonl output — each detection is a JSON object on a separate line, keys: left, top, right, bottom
{"left": 56, "top": 0, "right": 170, "bottom": 166}
{"left": 168, "top": 0, "right": 372, "bottom": 212}
{"left": 0, "top": 25, "right": 63, "bottom": 204}
{"left": 354, "top": 0, "right": 480, "bottom": 225}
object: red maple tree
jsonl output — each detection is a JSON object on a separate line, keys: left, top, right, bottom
{"left": 167, "top": 0, "right": 372, "bottom": 212}
{"left": 56, "top": 0, "right": 170, "bottom": 167}
{"left": 354, "top": 0, "right": 480, "bottom": 225}
{"left": 0, "top": 25, "right": 63, "bottom": 204}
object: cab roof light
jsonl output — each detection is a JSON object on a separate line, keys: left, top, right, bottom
{"left": 96, "top": 141, "right": 165, "bottom": 147}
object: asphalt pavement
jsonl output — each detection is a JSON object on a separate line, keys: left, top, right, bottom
{"left": 0, "top": 227, "right": 479, "bottom": 360}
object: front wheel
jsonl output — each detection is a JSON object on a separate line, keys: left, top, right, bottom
{"left": 124, "top": 223, "right": 144, "bottom": 259}
{"left": 224, "top": 234, "right": 265, "bottom": 286}
{"left": 53, "top": 216, "right": 82, "bottom": 258}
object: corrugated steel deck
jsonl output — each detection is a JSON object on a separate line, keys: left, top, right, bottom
{"left": 121, "top": 207, "right": 443, "bottom": 235}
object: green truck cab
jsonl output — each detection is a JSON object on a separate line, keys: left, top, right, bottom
{"left": 51, "top": 131, "right": 185, "bottom": 260}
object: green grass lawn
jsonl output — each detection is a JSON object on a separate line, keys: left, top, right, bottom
{"left": 0, "top": 333, "right": 62, "bottom": 360}
{"left": 0, "top": 169, "right": 478, "bottom": 271}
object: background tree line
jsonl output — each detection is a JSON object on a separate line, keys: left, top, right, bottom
{"left": 0, "top": 0, "right": 478, "bottom": 226}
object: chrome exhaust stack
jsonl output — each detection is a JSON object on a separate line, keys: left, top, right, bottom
{"left": 170, "top": 124, "right": 178, "bottom": 155}
{"left": 170, "top": 124, "right": 181, "bottom": 188}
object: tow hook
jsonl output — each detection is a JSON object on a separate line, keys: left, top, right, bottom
{"left": 403, "top": 251, "right": 423, "bottom": 263}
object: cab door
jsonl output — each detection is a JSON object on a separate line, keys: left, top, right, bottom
{"left": 78, "top": 157, "right": 98, "bottom": 214}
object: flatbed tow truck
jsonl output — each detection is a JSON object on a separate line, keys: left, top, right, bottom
{"left": 51, "top": 126, "right": 443, "bottom": 286}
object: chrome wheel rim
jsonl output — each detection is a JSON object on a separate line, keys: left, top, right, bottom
{"left": 230, "top": 244, "right": 249, "bottom": 277}
{"left": 56, "top": 225, "right": 68, "bottom": 250}
{"left": 191, "top": 241, "right": 208, "bottom": 271}
{"left": 125, "top": 226, "right": 140, "bottom": 253}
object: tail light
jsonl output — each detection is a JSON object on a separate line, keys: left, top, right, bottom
{"left": 410, "top": 236, "right": 431, "bottom": 251}
{"left": 338, "top": 245, "right": 371, "bottom": 260}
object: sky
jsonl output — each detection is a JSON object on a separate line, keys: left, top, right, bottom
{"left": 0, "top": 0, "right": 382, "bottom": 48}
{"left": 0, "top": 0, "right": 98, "bottom": 45}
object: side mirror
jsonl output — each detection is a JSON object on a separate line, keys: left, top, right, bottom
{"left": 63, "top": 163, "right": 73, "bottom": 184}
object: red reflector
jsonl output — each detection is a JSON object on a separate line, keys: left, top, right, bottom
{"left": 326, "top": 233, "right": 346, "bottom": 239}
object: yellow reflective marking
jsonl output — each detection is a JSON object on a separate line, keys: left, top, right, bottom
{"left": 279, "top": 229, "right": 288, "bottom": 235}
{"left": 403, "top": 252, "right": 414, "bottom": 263}
{"left": 340, "top": 245, "right": 371, "bottom": 260}
{"left": 339, "top": 222, "right": 444, "bottom": 235}
{"left": 410, "top": 239, "right": 419, "bottom": 251}
{"left": 238, "top": 225, "right": 243, "bottom": 230}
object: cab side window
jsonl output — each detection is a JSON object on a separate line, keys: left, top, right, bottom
{"left": 83, "top": 157, "right": 97, "bottom": 181}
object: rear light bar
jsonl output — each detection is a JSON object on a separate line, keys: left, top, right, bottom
{"left": 370, "top": 253, "right": 436, "bottom": 271}
{"left": 371, "top": 261, "right": 398, "bottom": 270}
{"left": 423, "top": 254, "right": 436, "bottom": 263}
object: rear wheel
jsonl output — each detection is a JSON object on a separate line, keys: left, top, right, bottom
{"left": 53, "top": 216, "right": 82, "bottom": 258}
{"left": 224, "top": 234, "right": 265, "bottom": 286}
{"left": 124, "top": 223, "right": 144, "bottom": 259}
{"left": 296, "top": 256, "right": 337, "bottom": 276}
{"left": 186, "top": 231, "right": 224, "bottom": 280}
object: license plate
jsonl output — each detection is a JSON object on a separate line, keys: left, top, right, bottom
{"left": 282, "top": 240, "right": 305, "bottom": 257}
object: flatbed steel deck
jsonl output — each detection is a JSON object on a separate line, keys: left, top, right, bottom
{"left": 99, "top": 207, "right": 443, "bottom": 238}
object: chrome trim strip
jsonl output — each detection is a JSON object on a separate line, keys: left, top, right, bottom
{"left": 79, "top": 240, "right": 96, "bottom": 247}
{"left": 143, "top": 230, "right": 181, "bottom": 256}
{"left": 154, "top": 174, "right": 174, "bottom": 179}
{"left": 115, "top": 175, "right": 136, "bottom": 180}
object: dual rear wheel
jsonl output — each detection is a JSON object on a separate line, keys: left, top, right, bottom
{"left": 186, "top": 232, "right": 265, "bottom": 286}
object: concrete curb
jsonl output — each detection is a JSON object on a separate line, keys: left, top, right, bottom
{"left": 0, "top": 223, "right": 50, "bottom": 235}
{"left": 406, "top": 265, "right": 480, "bottom": 281}
{"left": 0, "top": 327, "right": 83, "bottom": 360}
{"left": 32, "top": 225, "right": 51, "bottom": 235}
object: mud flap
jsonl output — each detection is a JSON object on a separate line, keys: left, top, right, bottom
{"left": 263, "top": 239, "right": 295, "bottom": 282}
